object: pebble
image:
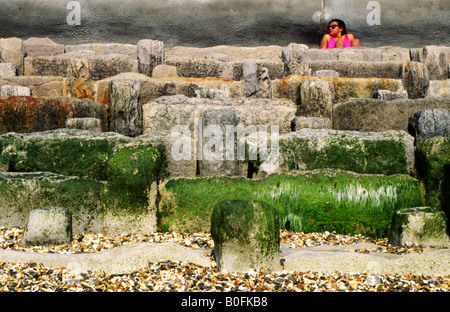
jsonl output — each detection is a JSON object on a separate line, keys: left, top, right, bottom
{"left": 0, "top": 227, "right": 449, "bottom": 292}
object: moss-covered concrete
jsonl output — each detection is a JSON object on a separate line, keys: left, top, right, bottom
{"left": 278, "top": 129, "right": 414, "bottom": 175}
{"left": 0, "top": 130, "right": 131, "bottom": 180}
{"left": 211, "top": 200, "right": 280, "bottom": 272}
{"left": 415, "top": 137, "right": 450, "bottom": 225}
{"left": 158, "top": 170, "right": 424, "bottom": 237}
{"left": 104, "top": 142, "right": 167, "bottom": 215}
{"left": 0, "top": 172, "right": 104, "bottom": 234}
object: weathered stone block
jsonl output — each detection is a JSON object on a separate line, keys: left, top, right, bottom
{"left": 373, "top": 89, "right": 408, "bottom": 100}
{"left": 22, "top": 207, "right": 72, "bottom": 247}
{"left": 143, "top": 95, "right": 296, "bottom": 135}
{"left": 282, "top": 43, "right": 310, "bottom": 76}
{"left": 416, "top": 137, "right": 450, "bottom": 213}
{"left": 428, "top": 79, "right": 450, "bottom": 98}
{"left": 278, "top": 129, "right": 415, "bottom": 175}
{"left": 389, "top": 207, "right": 450, "bottom": 247}
{"left": 0, "top": 63, "right": 17, "bottom": 77}
{"left": 272, "top": 75, "right": 403, "bottom": 105}
{"left": 313, "top": 69, "right": 339, "bottom": 77}
{"left": 67, "top": 57, "right": 95, "bottom": 99}
{"left": 0, "top": 85, "right": 31, "bottom": 96}
{"left": 0, "top": 76, "right": 67, "bottom": 97}
{"left": 96, "top": 73, "right": 242, "bottom": 106}
{"left": 333, "top": 98, "right": 450, "bottom": 132}
{"left": 0, "top": 38, "right": 25, "bottom": 75}
{"left": 0, "top": 172, "right": 104, "bottom": 235}
{"left": 157, "top": 171, "right": 423, "bottom": 237}
{"left": 137, "top": 39, "right": 164, "bottom": 77}
{"left": 211, "top": 200, "right": 280, "bottom": 272}
{"left": 0, "top": 96, "right": 108, "bottom": 134}
{"left": 65, "top": 43, "right": 137, "bottom": 58}
{"left": 152, "top": 64, "right": 178, "bottom": 78}
{"left": 422, "top": 45, "right": 450, "bottom": 80}
{"left": 310, "top": 60, "right": 403, "bottom": 79}
{"left": 338, "top": 50, "right": 364, "bottom": 61}
{"left": 165, "top": 57, "right": 236, "bottom": 80}
{"left": 65, "top": 117, "right": 103, "bottom": 132}
{"left": 0, "top": 130, "right": 126, "bottom": 180}
{"left": 242, "top": 60, "right": 272, "bottom": 98}
{"left": 198, "top": 109, "right": 239, "bottom": 177}
{"left": 298, "top": 79, "right": 334, "bottom": 118}
{"left": 402, "top": 61, "right": 430, "bottom": 99}
{"left": 23, "top": 37, "right": 65, "bottom": 57}
{"left": 108, "top": 79, "right": 142, "bottom": 137}
{"left": 408, "top": 109, "right": 450, "bottom": 146}
{"left": 291, "top": 116, "right": 331, "bottom": 131}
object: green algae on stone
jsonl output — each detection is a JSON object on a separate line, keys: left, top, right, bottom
{"left": 0, "top": 130, "right": 131, "bottom": 180}
{"left": 104, "top": 142, "right": 167, "bottom": 214}
{"left": 415, "top": 137, "right": 450, "bottom": 214}
{"left": 211, "top": 200, "right": 280, "bottom": 272}
{"left": 278, "top": 129, "right": 414, "bottom": 175}
{"left": 0, "top": 172, "right": 104, "bottom": 235}
{"left": 157, "top": 170, "right": 424, "bottom": 237}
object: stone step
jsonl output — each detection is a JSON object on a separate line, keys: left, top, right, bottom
{"left": 0, "top": 96, "right": 107, "bottom": 135}
{"left": 156, "top": 170, "right": 423, "bottom": 235}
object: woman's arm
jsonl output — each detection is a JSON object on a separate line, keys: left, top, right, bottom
{"left": 348, "top": 34, "right": 361, "bottom": 47}
{"left": 320, "top": 34, "right": 330, "bottom": 49}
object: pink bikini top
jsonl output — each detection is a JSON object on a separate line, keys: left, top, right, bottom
{"left": 327, "top": 34, "right": 351, "bottom": 49}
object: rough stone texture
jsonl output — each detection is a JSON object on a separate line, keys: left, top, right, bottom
{"left": 65, "top": 43, "right": 137, "bottom": 58}
{"left": 0, "top": 37, "right": 25, "bottom": 75}
{"left": 137, "top": 39, "right": 164, "bottom": 77}
{"left": 415, "top": 137, "right": 450, "bottom": 214}
{"left": 242, "top": 60, "right": 272, "bottom": 98}
{"left": 408, "top": 109, "right": 450, "bottom": 146}
{"left": 0, "top": 85, "right": 31, "bottom": 96}
{"left": 281, "top": 43, "right": 310, "bottom": 76}
{"left": 313, "top": 70, "right": 339, "bottom": 78}
{"left": 0, "top": 96, "right": 108, "bottom": 134}
{"left": 402, "top": 61, "right": 430, "bottom": 99}
{"left": 0, "top": 63, "right": 17, "bottom": 77}
{"left": 0, "top": 76, "right": 67, "bottom": 97}
{"left": 165, "top": 57, "right": 237, "bottom": 80}
{"left": 152, "top": 65, "right": 178, "bottom": 78}
{"left": 66, "top": 58, "right": 95, "bottom": 99}
{"left": 0, "top": 172, "right": 104, "bottom": 235}
{"left": 22, "top": 207, "right": 72, "bottom": 247}
{"left": 422, "top": 46, "right": 450, "bottom": 80}
{"left": 389, "top": 207, "right": 450, "bottom": 247}
{"left": 95, "top": 73, "right": 242, "bottom": 106}
{"left": 291, "top": 116, "right": 331, "bottom": 131}
{"left": 338, "top": 50, "right": 364, "bottom": 61}
{"left": 374, "top": 89, "right": 408, "bottom": 100}
{"left": 108, "top": 79, "right": 142, "bottom": 137}
{"left": 24, "top": 54, "right": 138, "bottom": 80}
{"left": 198, "top": 109, "right": 239, "bottom": 177}
{"left": 142, "top": 95, "right": 296, "bottom": 135}
{"left": 309, "top": 61, "right": 403, "bottom": 79}
{"left": 278, "top": 129, "right": 415, "bottom": 175}
{"left": 272, "top": 75, "right": 403, "bottom": 105}
{"left": 165, "top": 45, "right": 282, "bottom": 63}
{"left": 298, "top": 79, "right": 334, "bottom": 119}
{"left": 211, "top": 200, "right": 280, "bottom": 272}
{"left": 23, "top": 37, "right": 65, "bottom": 57}
{"left": 333, "top": 98, "right": 450, "bottom": 133}
{"left": 428, "top": 80, "right": 450, "bottom": 98}
{"left": 65, "top": 118, "right": 103, "bottom": 133}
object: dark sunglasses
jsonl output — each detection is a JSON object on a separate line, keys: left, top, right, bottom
{"left": 328, "top": 25, "right": 339, "bottom": 29}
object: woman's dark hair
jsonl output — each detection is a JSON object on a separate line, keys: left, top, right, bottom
{"left": 328, "top": 19, "right": 347, "bottom": 35}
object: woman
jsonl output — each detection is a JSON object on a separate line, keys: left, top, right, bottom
{"left": 320, "top": 19, "right": 360, "bottom": 49}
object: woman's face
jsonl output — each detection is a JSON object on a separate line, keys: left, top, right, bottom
{"left": 328, "top": 21, "right": 343, "bottom": 37}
